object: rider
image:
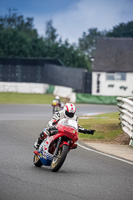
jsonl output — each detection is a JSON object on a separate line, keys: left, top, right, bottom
{"left": 34, "top": 103, "right": 95, "bottom": 149}
{"left": 52, "top": 96, "right": 61, "bottom": 107}
{"left": 52, "top": 96, "right": 63, "bottom": 113}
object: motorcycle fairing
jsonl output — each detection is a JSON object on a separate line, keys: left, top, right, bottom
{"left": 39, "top": 152, "right": 53, "bottom": 166}
{"left": 38, "top": 137, "right": 54, "bottom": 166}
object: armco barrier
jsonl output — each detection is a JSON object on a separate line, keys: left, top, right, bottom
{"left": 117, "top": 97, "right": 133, "bottom": 146}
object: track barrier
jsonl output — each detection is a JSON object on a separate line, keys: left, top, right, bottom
{"left": 117, "top": 97, "right": 133, "bottom": 146}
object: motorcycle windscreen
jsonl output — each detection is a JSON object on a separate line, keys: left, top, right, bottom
{"left": 58, "top": 119, "right": 78, "bottom": 140}
{"left": 58, "top": 118, "right": 78, "bottom": 130}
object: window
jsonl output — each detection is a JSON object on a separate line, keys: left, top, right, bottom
{"left": 115, "top": 73, "right": 126, "bottom": 80}
{"left": 106, "top": 73, "right": 126, "bottom": 81}
{"left": 106, "top": 73, "right": 115, "bottom": 80}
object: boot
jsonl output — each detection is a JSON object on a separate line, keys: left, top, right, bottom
{"left": 34, "top": 137, "right": 42, "bottom": 149}
{"left": 34, "top": 131, "right": 47, "bottom": 149}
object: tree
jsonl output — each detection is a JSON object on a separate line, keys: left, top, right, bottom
{"left": 107, "top": 21, "right": 133, "bottom": 37}
{"left": 0, "top": 29, "right": 31, "bottom": 57}
{"left": 77, "top": 28, "right": 106, "bottom": 69}
{"left": 58, "top": 41, "right": 91, "bottom": 70}
{"left": 0, "top": 9, "right": 38, "bottom": 57}
{"left": 0, "top": 9, "right": 92, "bottom": 70}
{"left": 78, "top": 28, "right": 106, "bottom": 55}
{"left": 44, "top": 19, "right": 59, "bottom": 44}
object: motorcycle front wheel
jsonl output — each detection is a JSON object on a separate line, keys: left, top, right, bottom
{"left": 33, "top": 155, "right": 42, "bottom": 167}
{"left": 51, "top": 144, "right": 69, "bottom": 172}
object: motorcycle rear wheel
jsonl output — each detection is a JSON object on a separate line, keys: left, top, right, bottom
{"left": 51, "top": 144, "right": 69, "bottom": 172}
{"left": 33, "top": 155, "right": 42, "bottom": 167}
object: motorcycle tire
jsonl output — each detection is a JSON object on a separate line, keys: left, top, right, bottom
{"left": 51, "top": 144, "right": 69, "bottom": 172}
{"left": 33, "top": 155, "right": 42, "bottom": 167}
{"left": 53, "top": 106, "right": 60, "bottom": 114}
{"left": 53, "top": 107, "right": 55, "bottom": 114}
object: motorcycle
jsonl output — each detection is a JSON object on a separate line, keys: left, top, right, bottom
{"left": 52, "top": 100, "right": 60, "bottom": 114}
{"left": 52, "top": 100, "right": 64, "bottom": 114}
{"left": 33, "top": 118, "right": 79, "bottom": 172}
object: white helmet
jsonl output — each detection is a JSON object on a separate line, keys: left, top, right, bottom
{"left": 64, "top": 103, "right": 76, "bottom": 118}
{"left": 55, "top": 96, "right": 60, "bottom": 100}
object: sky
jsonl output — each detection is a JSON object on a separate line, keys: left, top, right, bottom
{"left": 0, "top": 0, "right": 133, "bottom": 44}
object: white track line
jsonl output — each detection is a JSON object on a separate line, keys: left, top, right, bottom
{"left": 78, "top": 143, "right": 133, "bottom": 166}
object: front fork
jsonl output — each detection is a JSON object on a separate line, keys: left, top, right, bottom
{"left": 53, "top": 137, "right": 61, "bottom": 157}
{"left": 53, "top": 137, "right": 70, "bottom": 157}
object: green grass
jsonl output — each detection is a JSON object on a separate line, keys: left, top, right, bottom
{"left": 0, "top": 92, "right": 55, "bottom": 104}
{"left": 78, "top": 112, "right": 122, "bottom": 141}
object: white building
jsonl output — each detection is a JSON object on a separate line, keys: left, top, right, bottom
{"left": 92, "top": 37, "right": 133, "bottom": 96}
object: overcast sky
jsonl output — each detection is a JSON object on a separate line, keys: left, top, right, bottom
{"left": 0, "top": 0, "right": 133, "bottom": 44}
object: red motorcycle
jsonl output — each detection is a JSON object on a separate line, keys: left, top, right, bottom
{"left": 33, "top": 118, "right": 79, "bottom": 172}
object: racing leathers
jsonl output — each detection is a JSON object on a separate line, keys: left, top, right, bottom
{"left": 34, "top": 110, "right": 95, "bottom": 149}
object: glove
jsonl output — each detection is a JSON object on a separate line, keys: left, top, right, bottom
{"left": 85, "top": 129, "right": 95, "bottom": 135}
{"left": 49, "top": 126, "right": 58, "bottom": 135}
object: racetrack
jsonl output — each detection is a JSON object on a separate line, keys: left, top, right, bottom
{"left": 0, "top": 104, "right": 133, "bottom": 200}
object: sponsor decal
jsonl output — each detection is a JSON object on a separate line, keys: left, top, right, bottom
{"left": 39, "top": 153, "right": 42, "bottom": 158}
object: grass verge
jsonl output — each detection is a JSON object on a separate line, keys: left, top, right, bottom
{"left": 78, "top": 112, "right": 126, "bottom": 143}
{"left": 0, "top": 92, "right": 60, "bottom": 104}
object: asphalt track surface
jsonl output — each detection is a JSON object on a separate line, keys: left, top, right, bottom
{"left": 0, "top": 104, "right": 133, "bottom": 200}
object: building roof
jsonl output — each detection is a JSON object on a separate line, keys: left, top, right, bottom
{"left": 0, "top": 57, "right": 64, "bottom": 66}
{"left": 93, "top": 37, "right": 133, "bottom": 72}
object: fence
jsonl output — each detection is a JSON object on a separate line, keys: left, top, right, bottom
{"left": 117, "top": 97, "right": 133, "bottom": 146}
{"left": 0, "top": 58, "right": 92, "bottom": 93}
